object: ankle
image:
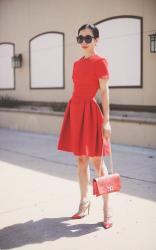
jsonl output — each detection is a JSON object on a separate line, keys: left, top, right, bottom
{"left": 103, "top": 207, "right": 112, "bottom": 218}
{"left": 80, "top": 197, "right": 89, "bottom": 203}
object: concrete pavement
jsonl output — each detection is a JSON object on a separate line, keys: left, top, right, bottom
{"left": 0, "top": 128, "right": 156, "bottom": 250}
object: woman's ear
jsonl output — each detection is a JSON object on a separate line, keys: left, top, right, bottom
{"left": 95, "top": 38, "right": 99, "bottom": 46}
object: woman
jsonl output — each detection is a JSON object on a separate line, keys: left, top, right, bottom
{"left": 57, "top": 24, "right": 112, "bottom": 229}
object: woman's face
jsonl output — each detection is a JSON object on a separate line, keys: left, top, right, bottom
{"left": 78, "top": 28, "right": 98, "bottom": 52}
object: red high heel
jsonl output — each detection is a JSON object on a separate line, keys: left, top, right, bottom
{"left": 103, "top": 215, "right": 113, "bottom": 229}
{"left": 71, "top": 200, "right": 91, "bottom": 219}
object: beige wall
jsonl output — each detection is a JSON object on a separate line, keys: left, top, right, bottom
{"left": 0, "top": 0, "right": 156, "bottom": 106}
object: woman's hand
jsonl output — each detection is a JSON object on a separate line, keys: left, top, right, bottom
{"left": 103, "top": 121, "right": 111, "bottom": 139}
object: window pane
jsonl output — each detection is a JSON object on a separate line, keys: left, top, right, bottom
{"left": 30, "top": 33, "right": 64, "bottom": 88}
{"left": 0, "top": 44, "right": 14, "bottom": 89}
{"left": 96, "top": 17, "right": 142, "bottom": 87}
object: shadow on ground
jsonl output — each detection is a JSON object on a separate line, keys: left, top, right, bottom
{"left": 0, "top": 217, "right": 101, "bottom": 249}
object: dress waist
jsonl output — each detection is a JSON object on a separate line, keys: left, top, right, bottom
{"left": 71, "top": 94, "right": 96, "bottom": 101}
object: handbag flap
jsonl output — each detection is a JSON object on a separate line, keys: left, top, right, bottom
{"left": 94, "top": 173, "right": 121, "bottom": 194}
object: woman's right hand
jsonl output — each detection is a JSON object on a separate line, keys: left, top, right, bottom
{"left": 103, "top": 121, "right": 111, "bottom": 140}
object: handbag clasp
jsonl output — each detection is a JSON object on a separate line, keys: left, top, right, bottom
{"left": 107, "top": 185, "right": 113, "bottom": 192}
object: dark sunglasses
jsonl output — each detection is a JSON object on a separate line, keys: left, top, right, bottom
{"left": 77, "top": 35, "right": 95, "bottom": 44}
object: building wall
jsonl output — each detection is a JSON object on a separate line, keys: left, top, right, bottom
{"left": 0, "top": 0, "right": 156, "bottom": 106}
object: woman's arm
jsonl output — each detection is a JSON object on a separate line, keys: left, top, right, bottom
{"left": 99, "top": 78, "right": 111, "bottom": 139}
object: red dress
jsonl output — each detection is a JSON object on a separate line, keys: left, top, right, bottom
{"left": 57, "top": 54, "right": 110, "bottom": 157}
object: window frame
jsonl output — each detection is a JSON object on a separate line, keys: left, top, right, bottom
{"left": 95, "top": 15, "right": 143, "bottom": 89}
{"left": 0, "top": 42, "right": 15, "bottom": 90}
{"left": 29, "top": 31, "right": 65, "bottom": 90}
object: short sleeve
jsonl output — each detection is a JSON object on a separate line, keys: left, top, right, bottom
{"left": 72, "top": 63, "right": 75, "bottom": 81}
{"left": 95, "top": 58, "right": 109, "bottom": 80}
{"left": 72, "top": 62, "right": 77, "bottom": 83}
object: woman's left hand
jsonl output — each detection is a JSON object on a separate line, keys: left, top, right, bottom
{"left": 103, "top": 121, "right": 111, "bottom": 139}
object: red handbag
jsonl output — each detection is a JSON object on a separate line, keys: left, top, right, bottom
{"left": 93, "top": 139, "right": 121, "bottom": 196}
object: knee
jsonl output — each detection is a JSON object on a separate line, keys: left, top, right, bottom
{"left": 77, "top": 156, "right": 87, "bottom": 164}
{"left": 77, "top": 156, "right": 88, "bottom": 170}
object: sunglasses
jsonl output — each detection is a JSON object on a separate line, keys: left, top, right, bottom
{"left": 77, "top": 35, "right": 95, "bottom": 44}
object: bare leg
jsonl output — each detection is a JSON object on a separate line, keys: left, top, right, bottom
{"left": 76, "top": 155, "right": 89, "bottom": 202}
{"left": 71, "top": 156, "right": 90, "bottom": 219}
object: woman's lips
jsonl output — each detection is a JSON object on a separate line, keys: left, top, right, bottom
{"left": 81, "top": 45, "right": 89, "bottom": 49}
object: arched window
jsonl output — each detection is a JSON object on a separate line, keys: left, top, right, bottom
{"left": 29, "top": 32, "right": 64, "bottom": 89}
{"left": 95, "top": 16, "right": 143, "bottom": 88}
{"left": 0, "top": 43, "right": 15, "bottom": 90}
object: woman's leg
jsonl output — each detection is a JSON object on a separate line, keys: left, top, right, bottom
{"left": 90, "top": 156, "right": 112, "bottom": 226}
{"left": 71, "top": 155, "right": 90, "bottom": 219}
{"left": 76, "top": 155, "right": 90, "bottom": 203}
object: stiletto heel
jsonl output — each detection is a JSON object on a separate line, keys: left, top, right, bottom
{"left": 71, "top": 200, "right": 91, "bottom": 219}
{"left": 103, "top": 208, "right": 113, "bottom": 229}
{"left": 103, "top": 215, "right": 113, "bottom": 229}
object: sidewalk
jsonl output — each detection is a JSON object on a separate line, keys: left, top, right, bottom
{"left": 0, "top": 128, "right": 156, "bottom": 250}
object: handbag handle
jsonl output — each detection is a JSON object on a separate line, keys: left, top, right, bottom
{"left": 99, "top": 138, "right": 114, "bottom": 176}
{"left": 108, "top": 139, "right": 114, "bottom": 174}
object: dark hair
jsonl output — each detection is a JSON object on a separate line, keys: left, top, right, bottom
{"left": 78, "top": 24, "right": 99, "bottom": 38}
